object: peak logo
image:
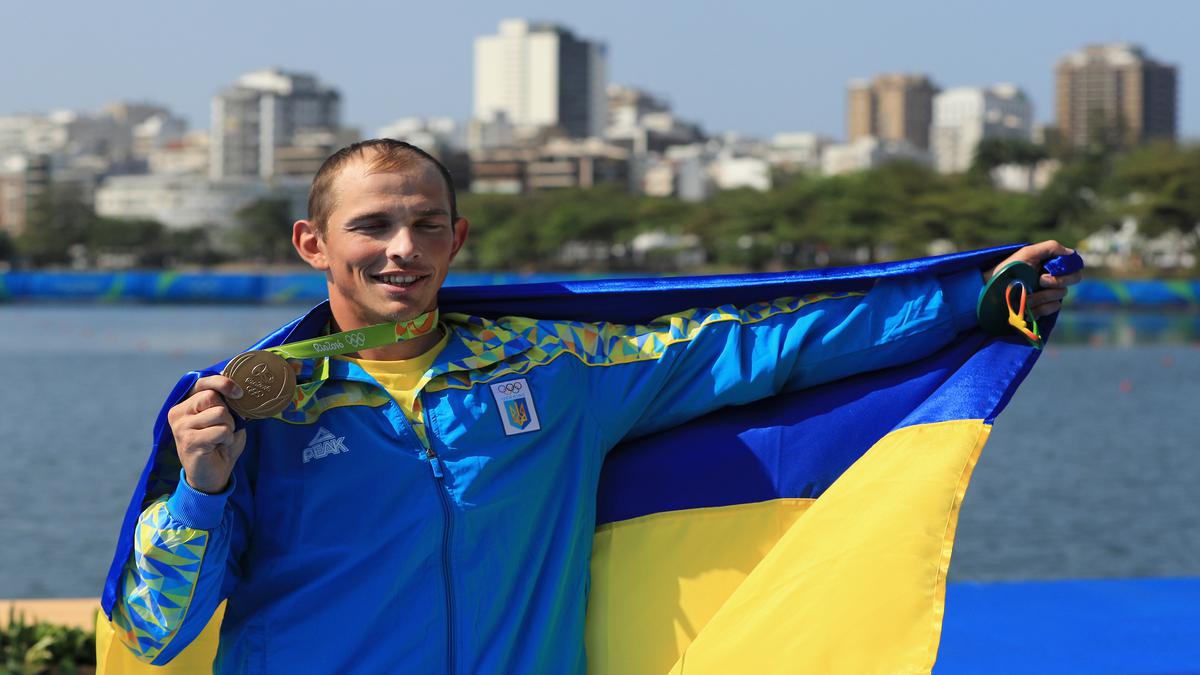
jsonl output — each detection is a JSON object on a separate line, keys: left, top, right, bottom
{"left": 302, "top": 427, "right": 349, "bottom": 463}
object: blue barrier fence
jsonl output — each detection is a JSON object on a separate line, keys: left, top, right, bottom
{"left": 0, "top": 271, "right": 607, "bottom": 304}
{"left": 938, "top": 577, "right": 1200, "bottom": 673}
{"left": 1, "top": 271, "right": 1198, "bottom": 306}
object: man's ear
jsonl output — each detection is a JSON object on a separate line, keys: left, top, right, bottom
{"left": 449, "top": 217, "right": 470, "bottom": 262}
{"left": 293, "top": 219, "right": 328, "bottom": 271}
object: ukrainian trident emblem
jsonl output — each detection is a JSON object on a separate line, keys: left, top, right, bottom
{"left": 505, "top": 399, "right": 532, "bottom": 429}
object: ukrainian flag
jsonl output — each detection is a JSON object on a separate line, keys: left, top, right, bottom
{"left": 98, "top": 245, "right": 1046, "bottom": 673}
{"left": 585, "top": 315, "right": 1029, "bottom": 673}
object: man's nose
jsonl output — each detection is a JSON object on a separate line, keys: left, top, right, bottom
{"left": 386, "top": 226, "right": 419, "bottom": 263}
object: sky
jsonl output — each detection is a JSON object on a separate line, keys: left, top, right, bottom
{"left": 0, "top": 0, "right": 1195, "bottom": 141}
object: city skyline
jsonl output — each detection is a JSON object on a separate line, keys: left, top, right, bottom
{"left": 0, "top": 1, "right": 1194, "bottom": 141}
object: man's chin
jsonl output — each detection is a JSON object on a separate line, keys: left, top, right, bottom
{"left": 372, "top": 301, "right": 435, "bottom": 325}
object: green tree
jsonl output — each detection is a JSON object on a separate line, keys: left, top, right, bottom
{"left": 86, "top": 217, "right": 168, "bottom": 267}
{"left": 1106, "top": 141, "right": 1200, "bottom": 238}
{"left": 969, "top": 137, "right": 1048, "bottom": 184}
{"left": 0, "top": 229, "right": 16, "bottom": 264}
{"left": 693, "top": 187, "right": 779, "bottom": 269}
{"left": 459, "top": 192, "right": 540, "bottom": 270}
{"left": 535, "top": 186, "right": 637, "bottom": 266}
{"left": 798, "top": 162, "right": 940, "bottom": 263}
{"left": 16, "top": 184, "right": 94, "bottom": 267}
{"left": 233, "top": 198, "right": 295, "bottom": 263}
{"left": 164, "top": 225, "right": 227, "bottom": 267}
{"left": 1031, "top": 147, "right": 1115, "bottom": 242}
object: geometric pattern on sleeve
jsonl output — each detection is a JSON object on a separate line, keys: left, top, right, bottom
{"left": 110, "top": 496, "right": 209, "bottom": 663}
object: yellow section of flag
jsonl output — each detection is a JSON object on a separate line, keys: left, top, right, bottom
{"left": 96, "top": 602, "right": 222, "bottom": 673}
{"left": 587, "top": 419, "right": 990, "bottom": 674}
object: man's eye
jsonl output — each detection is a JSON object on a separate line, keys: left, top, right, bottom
{"left": 417, "top": 220, "right": 446, "bottom": 230}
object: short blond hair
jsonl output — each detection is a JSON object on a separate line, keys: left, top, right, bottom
{"left": 307, "top": 139, "right": 458, "bottom": 233}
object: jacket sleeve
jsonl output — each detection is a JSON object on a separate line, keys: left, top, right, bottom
{"left": 109, "top": 461, "right": 252, "bottom": 665}
{"left": 585, "top": 269, "right": 983, "bottom": 448}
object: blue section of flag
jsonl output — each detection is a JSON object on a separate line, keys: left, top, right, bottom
{"left": 594, "top": 318, "right": 1052, "bottom": 525}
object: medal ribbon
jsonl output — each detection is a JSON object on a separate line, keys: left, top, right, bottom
{"left": 267, "top": 309, "right": 440, "bottom": 360}
{"left": 1004, "top": 282, "right": 1043, "bottom": 349}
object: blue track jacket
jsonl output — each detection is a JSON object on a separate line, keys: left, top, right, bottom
{"left": 105, "top": 265, "right": 985, "bottom": 673}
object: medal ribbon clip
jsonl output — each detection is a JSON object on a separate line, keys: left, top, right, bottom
{"left": 1005, "top": 280, "right": 1042, "bottom": 349}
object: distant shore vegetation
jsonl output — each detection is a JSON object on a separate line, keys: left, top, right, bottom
{"left": 2, "top": 140, "right": 1197, "bottom": 278}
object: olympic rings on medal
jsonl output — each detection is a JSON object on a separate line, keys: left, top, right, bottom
{"left": 497, "top": 382, "right": 523, "bottom": 393}
{"left": 346, "top": 332, "right": 367, "bottom": 348}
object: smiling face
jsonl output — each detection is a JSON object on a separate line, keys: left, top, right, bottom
{"left": 293, "top": 153, "right": 469, "bottom": 332}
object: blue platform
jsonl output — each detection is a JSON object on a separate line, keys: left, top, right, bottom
{"left": 939, "top": 577, "right": 1200, "bottom": 673}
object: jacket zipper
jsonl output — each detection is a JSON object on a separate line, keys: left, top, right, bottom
{"left": 346, "top": 367, "right": 457, "bottom": 673}
{"left": 424, "top": 417, "right": 456, "bottom": 675}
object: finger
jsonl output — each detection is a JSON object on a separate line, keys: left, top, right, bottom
{"left": 187, "top": 389, "right": 231, "bottom": 416}
{"left": 184, "top": 404, "right": 236, "bottom": 433}
{"left": 1033, "top": 300, "right": 1062, "bottom": 318}
{"left": 188, "top": 425, "right": 236, "bottom": 450}
{"left": 1039, "top": 271, "right": 1082, "bottom": 289}
{"left": 1028, "top": 288, "right": 1067, "bottom": 308}
{"left": 1019, "top": 240, "right": 1073, "bottom": 265}
{"left": 987, "top": 241, "right": 1075, "bottom": 283}
{"left": 191, "top": 375, "right": 244, "bottom": 401}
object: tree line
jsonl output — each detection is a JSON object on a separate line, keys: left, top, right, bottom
{"left": 461, "top": 140, "right": 1200, "bottom": 274}
{"left": 2, "top": 139, "right": 1197, "bottom": 274}
{"left": 3, "top": 191, "right": 295, "bottom": 269}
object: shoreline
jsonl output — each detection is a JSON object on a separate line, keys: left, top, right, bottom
{"left": 1, "top": 597, "right": 98, "bottom": 629}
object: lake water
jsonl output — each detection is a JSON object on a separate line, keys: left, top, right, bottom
{"left": 0, "top": 305, "right": 1197, "bottom": 598}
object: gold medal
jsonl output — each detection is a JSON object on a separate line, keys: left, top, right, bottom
{"left": 220, "top": 350, "right": 296, "bottom": 420}
{"left": 220, "top": 351, "right": 255, "bottom": 382}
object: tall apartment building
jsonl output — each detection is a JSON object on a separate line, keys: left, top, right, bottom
{"left": 474, "top": 19, "right": 608, "bottom": 139}
{"left": 210, "top": 69, "right": 341, "bottom": 179}
{"left": 847, "top": 74, "right": 939, "bottom": 150}
{"left": 932, "top": 84, "right": 1033, "bottom": 173}
{"left": 605, "top": 85, "right": 703, "bottom": 153}
{"left": 0, "top": 154, "right": 49, "bottom": 235}
{"left": 1055, "top": 43, "right": 1177, "bottom": 148}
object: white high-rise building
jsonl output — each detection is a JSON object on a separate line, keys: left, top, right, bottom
{"left": 474, "top": 19, "right": 608, "bottom": 139}
{"left": 210, "top": 69, "right": 341, "bottom": 179}
{"left": 0, "top": 115, "right": 65, "bottom": 157}
{"left": 931, "top": 84, "right": 1032, "bottom": 174}
{"left": 768, "top": 132, "right": 832, "bottom": 172}
{"left": 378, "top": 117, "right": 464, "bottom": 153}
{"left": 95, "top": 174, "right": 309, "bottom": 230}
{"left": 821, "top": 137, "right": 931, "bottom": 176}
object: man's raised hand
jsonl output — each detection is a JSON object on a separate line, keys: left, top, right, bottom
{"left": 166, "top": 375, "right": 247, "bottom": 494}
{"left": 985, "top": 240, "right": 1083, "bottom": 318}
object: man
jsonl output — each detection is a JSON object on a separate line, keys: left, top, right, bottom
{"left": 106, "top": 139, "right": 1078, "bottom": 673}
